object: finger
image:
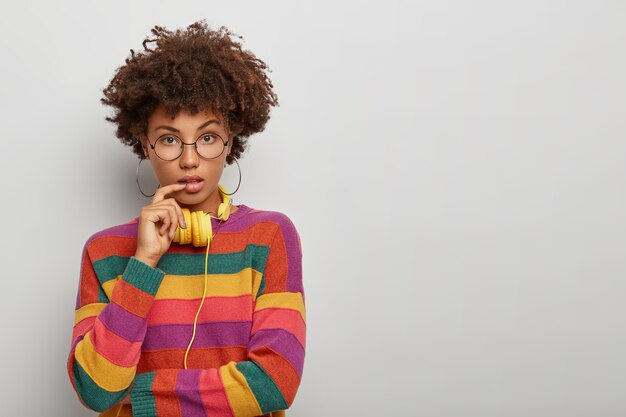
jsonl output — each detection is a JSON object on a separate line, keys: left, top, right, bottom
{"left": 160, "top": 214, "right": 170, "bottom": 236}
{"left": 168, "top": 204, "right": 179, "bottom": 238}
{"left": 147, "top": 204, "right": 180, "bottom": 239}
{"left": 163, "top": 198, "right": 185, "bottom": 230}
{"left": 176, "top": 203, "right": 186, "bottom": 228}
{"left": 153, "top": 198, "right": 185, "bottom": 230}
{"left": 152, "top": 183, "right": 187, "bottom": 204}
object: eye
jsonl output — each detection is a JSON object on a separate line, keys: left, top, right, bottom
{"left": 200, "top": 134, "right": 217, "bottom": 144}
{"left": 158, "top": 136, "right": 179, "bottom": 145}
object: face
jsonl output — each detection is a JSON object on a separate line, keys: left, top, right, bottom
{"left": 140, "top": 103, "right": 234, "bottom": 214}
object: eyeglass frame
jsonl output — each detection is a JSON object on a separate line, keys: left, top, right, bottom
{"left": 143, "top": 132, "right": 230, "bottom": 161}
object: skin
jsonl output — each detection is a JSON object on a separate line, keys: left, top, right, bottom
{"left": 132, "top": 103, "right": 239, "bottom": 269}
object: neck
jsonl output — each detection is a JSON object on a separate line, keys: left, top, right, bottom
{"left": 181, "top": 187, "right": 232, "bottom": 217}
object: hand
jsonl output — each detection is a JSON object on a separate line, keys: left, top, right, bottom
{"left": 134, "top": 183, "right": 188, "bottom": 267}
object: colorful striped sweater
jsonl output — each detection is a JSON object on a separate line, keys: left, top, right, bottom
{"left": 67, "top": 204, "right": 305, "bottom": 417}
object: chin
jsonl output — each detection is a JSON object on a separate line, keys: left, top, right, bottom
{"left": 177, "top": 192, "right": 207, "bottom": 203}
{"left": 188, "top": 188, "right": 215, "bottom": 202}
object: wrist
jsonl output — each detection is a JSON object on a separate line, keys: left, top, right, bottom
{"left": 133, "top": 252, "right": 160, "bottom": 268}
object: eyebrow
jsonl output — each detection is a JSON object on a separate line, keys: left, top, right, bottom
{"left": 153, "top": 119, "right": 220, "bottom": 133}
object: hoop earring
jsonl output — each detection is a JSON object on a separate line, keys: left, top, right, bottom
{"left": 136, "top": 157, "right": 160, "bottom": 198}
{"left": 221, "top": 158, "right": 241, "bottom": 196}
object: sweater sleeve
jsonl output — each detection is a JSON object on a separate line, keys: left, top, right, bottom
{"left": 67, "top": 240, "right": 166, "bottom": 413}
{"left": 129, "top": 217, "right": 306, "bottom": 417}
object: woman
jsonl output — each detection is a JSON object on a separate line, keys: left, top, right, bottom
{"left": 67, "top": 20, "right": 305, "bottom": 417}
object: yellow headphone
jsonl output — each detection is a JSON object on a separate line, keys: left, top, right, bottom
{"left": 174, "top": 183, "right": 233, "bottom": 369}
{"left": 173, "top": 183, "right": 232, "bottom": 247}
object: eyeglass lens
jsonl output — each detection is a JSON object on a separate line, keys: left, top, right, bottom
{"left": 154, "top": 135, "right": 225, "bottom": 160}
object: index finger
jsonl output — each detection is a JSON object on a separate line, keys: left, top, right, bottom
{"left": 152, "top": 183, "right": 187, "bottom": 203}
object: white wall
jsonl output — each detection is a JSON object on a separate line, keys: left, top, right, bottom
{"left": 1, "top": 1, "right": 624, "bottom": 416}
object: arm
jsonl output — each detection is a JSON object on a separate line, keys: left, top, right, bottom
{"left": 130, "top": 216, "right": 306, "bottom": 417}
{"left": 67, "top": 239, "right": 166, "bottom": 413}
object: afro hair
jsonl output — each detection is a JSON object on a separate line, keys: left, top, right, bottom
{"left": 100, "top": 19, "right": 279, "bottom": 165}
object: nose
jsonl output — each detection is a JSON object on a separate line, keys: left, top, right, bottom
{"left": 179, "top": 142, "right": 200, "bottom": 168}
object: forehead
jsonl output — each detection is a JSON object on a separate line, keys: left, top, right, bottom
{"left": 148, "top": 103, "right": 224, "bottom": 127}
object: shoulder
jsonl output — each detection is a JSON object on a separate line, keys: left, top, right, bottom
{"left": 245, "top": 206, "right": 300, "bottom": 238}
{"left": 85, "top": 217, "right": 139, "bottom": 246}
{"left": 245, "top": 206, "right": 302, "bottom": 256}
{"left": 82, "top": 217, "right": 139, "bottom": 260}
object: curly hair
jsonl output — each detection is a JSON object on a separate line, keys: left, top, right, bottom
{"left": 100, "top": 19, "right": 279, "bottom": 165}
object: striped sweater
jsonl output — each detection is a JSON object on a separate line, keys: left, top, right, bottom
{"left": 67, "top": 204, "right": 305, "bottom": 417}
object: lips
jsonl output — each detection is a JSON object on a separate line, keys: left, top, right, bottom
{"left": 178, "top": 175, "right": 204, "bottom": 183}
{"left": 180, "top": 179, "right": 204, "bottom": 193}
{"left": 177, "top": 175, "right": 205, "bottom": 193}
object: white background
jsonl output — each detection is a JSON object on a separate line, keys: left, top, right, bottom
{"left": 1, "top": 1, "right": 625, "bottom": 416}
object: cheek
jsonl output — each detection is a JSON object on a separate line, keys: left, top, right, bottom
{"left": 151, "top": 164, "right": 174, "bottom": 184}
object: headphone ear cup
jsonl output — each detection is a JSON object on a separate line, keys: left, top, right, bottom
{"left": 190, "top": 211, "right": 200, "bottom": 246}
{"left": 190, "top": 211, "right": 210, "bottom": 247}
{"left": 174, "top": 184, "right": 231, "bottom": 247}
{"left": 198, "top": 212, "right": 211, "bottom": 247}
{"left": 175, "top": 208, "right": 192, "bottom": 244}
{"left": 174, "top": 208, "right": 212, "bottom": 247}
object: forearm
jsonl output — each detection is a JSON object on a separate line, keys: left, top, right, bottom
{"left": 129, "top": 290, "right": 306, "bottom": 417}
{"left": 68, "top": 255, "right": 165, "bottom": 412}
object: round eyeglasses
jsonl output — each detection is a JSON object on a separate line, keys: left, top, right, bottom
{"left": 145, "top": 133, "right": 229, "bottom": 161}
